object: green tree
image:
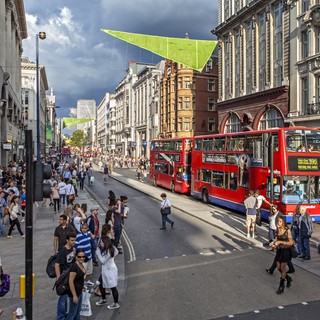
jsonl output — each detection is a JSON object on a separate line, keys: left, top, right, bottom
{"left": 70, "top": 130, "right": 88, "bottom": 150}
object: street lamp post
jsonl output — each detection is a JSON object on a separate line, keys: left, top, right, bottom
{"left": 36, "top": 31, "right": 46, "bottom": 160}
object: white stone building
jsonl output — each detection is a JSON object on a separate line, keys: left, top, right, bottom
{"left": 0, "top": 0, "right": 28, "bottom": 164}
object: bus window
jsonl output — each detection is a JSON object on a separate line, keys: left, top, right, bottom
{"left": 201, "top": 169, "right": 211, "bottom": 183}
{"left": 305, "top": 130, "right": 320, "bottom": 152}
{"left": 285, "top": 130, "right": 305, "bottom": 152}
{"left": 230, "top": 172, "right": 237, "bottom": 190}
{"left": 195, "top": 138, "right": 202, "bottom": 151}
{"left": 224, "top": 172, "right": 237, "bottom": 190}
{"left": 212, "top": 171, "right": 224, "bottom": 187}
{"left": 203, "top": 138, "right": 213, "bottom": 151}
{"left": 225, "top": 136, "right": 231, "bottom": 151}
{"left": 176, "top": 140, "right": 183, "bottom": 151}
{"left": 154, "top": 163, "right": 169, "bottom": 175}
{"left": 184, "top": 140, "right": 192, "bottom": 152}
{"left": 253, "top": 136, "right": 263, "bottom": 163}
{"left": 176, "top": 166, "right": 191, "bottom": 181}
{"left": 214, "top": 137, "right": 225, "bottom": 151}
{"left": 231, "top": 137, "right": 245, "bottom": 151}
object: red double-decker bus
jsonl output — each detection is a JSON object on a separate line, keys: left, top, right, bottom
{"left": 191, "top": 127, "right": 320, "bottom": 222}
{"left": 149, "top": 138, "right": 192, "bottom": 193}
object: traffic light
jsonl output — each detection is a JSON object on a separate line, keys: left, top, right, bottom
{"left": 33, "top": 160, "right": 52, "bottom": 201}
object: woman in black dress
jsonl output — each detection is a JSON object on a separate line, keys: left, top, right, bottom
{"left": 272, "top": 216, "right": 294, "bottom": 294}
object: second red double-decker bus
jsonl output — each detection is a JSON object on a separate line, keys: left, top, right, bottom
{"left": 149, "top": 138, "right": 192, "bottom": 193}
{"left": 191, "top": 127, "right": 320, "bottom": 222}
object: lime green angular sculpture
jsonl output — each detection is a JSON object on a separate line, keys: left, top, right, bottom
{"left": 101, "top": 29, "right": 217, "bottom": 72}
{"left": 63, "top": 118, "right": 93, "bottom": 128}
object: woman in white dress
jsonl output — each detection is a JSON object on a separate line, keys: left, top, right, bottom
{"left": 95, "top": 236, "right": 120, "bottom": 309}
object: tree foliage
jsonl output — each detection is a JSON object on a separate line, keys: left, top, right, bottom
{"left": 69, "top": 130, "right": 88, "bottom": 149}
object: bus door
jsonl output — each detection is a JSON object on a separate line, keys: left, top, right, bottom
{"left": 267, "top": 177, "right": 285, "bottom": 201}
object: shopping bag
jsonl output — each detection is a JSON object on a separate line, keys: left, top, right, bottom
{"left": 0, "top": 273, "right": 10, "bottom": 297}
{"left": 80, "top": 290, "right": 92, "bottom": 317}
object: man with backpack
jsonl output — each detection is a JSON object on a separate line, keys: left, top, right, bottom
{"left": 54, "top": 233, "right": 76, "bottom": 320}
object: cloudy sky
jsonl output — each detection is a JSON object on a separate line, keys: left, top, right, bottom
{"left": 22, "top": 0, "right": 218, "bottom": 121}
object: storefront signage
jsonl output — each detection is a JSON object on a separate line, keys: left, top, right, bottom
{"left": 2, "top": 143, "right": 12, "bottom": 150}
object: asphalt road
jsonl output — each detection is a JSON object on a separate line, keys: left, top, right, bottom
{"left": 88, "top": 170, "right": 320, "bottom": 320}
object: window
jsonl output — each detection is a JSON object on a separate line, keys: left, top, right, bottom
{"left": 208, "top": 79, "right": 215, "bottom": 91}
{"left": 230, "top": 136, "right": 245, "bottom": 151}
{"left": 194, "top": 138, "right": 202, "bottom": 150}
{"left": 301, "top": 30, "right": 309, "bottom": 59}
{"left": 184, "top": 97, "right": 190, "bottom": 110}
{"left": 213, "top": 137, "right": 225, "bottom": 151}
{"left": 200, "top": 169, "right": 211, "bottom": 183}
{"left": 235, "top": 0, "right": 242, "bottom": 13}
{"left": 212, "top": 171, "right": 224, "bottom": 187}
{"left": 224, "top": 0, "right": 230, "bottom": 20}
{"left": 208, "top": 98, "right": 215, "bottom": 111}
{"left": 235, "top": 28, "right": 241, "bottom": 97}
{"left": 273, "top": 2, "right": 283, "bottom": 87}
{"left": 258, "top": 108, "right": 284, "bottom": 130}
{"left": 208, "top": 119, "right": 215, "bottom": 132}
{"left": 185, "top": 77, "right": 191, "bottom": 89}
{"left": 206, "top": 58, "right": 213, "bottom": 72}
{"left": 224, "top": 35, "right": 231, "bottom": 98}
{"left": 178, "top": 118, "right": 182, "bottom": 131}
{"left": 302, "top": 78, "right": 309, "bottom": 114}
{"left": 184, "top": 118, "right": 190, "bottom": 131}
{"left": 316, "top": 27, "right": 320, "bottom": 54}
{"left": 302, "top": 0, "right": 309, "bottom": 12}
{"left": 224, "top": 114, "right": 241, "bottom": 133}
{"left": 258, "top": 12, "right": 266, "bottom": 90}
{"left": 178, "top": 97, "right": 182, "bottom": 110}
{"left": 246, "top": 20, "right": 253, "bottom": 94}
{"left": 203, "top": 138, "right": 213, "bottom": 150}
{"left": 225, "top": 172, "right": 237, "bottom": 190}
{"left": 317, "top": 76, "right": 320, "bottom": 107}
{"left": 178, "top": 78, "right": 182, "bottom": 89}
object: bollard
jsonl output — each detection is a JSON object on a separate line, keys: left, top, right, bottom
{"left": 20, "top": 274, "right": 35, "bottom": 298}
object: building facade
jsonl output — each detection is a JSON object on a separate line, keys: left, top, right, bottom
{"left": 21, "top": 57, "right": 49, "bottom": 157}
{"left": 214, "top": 0, "right": 289, "bottom": 133}
{"left": 132, "top": 61, "right": 164, "bottom": 158}
{"left": 287, "top": 0, "right": 320, "bottom": 127}
{"left": 159, "top": 57, "right": 218, "bottom": 138}
{"left": 0, "top": 0, "right": 28, "bottom": 164}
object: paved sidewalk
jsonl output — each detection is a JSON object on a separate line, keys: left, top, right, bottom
{"left": 107, "top": 166, "right": 320, "bottom": 277}
{"left": 0, "top": 187, "right": 125, "bottom": 320}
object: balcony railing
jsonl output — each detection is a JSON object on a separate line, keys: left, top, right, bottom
{"left": 307, "top": 102, "right": 320, "bottom": 115}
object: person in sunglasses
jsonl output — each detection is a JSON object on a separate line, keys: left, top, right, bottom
{"left": 67, "top": 249, "right": 87, "bottom": 320}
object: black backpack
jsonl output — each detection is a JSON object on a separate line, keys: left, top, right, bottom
{"left": 53, "top": 266, "right": 72, "bottom": 296}
{"left": 46, "top": 255, "right": 57, "bottom": 278}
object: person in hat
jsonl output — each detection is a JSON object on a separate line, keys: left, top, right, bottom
{"left": 87, "top": 206, "right": 100, "bottom": 266}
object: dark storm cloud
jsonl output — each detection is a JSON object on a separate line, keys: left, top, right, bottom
{"left": 22, "top": 0, "right": 218, "bottom": 121}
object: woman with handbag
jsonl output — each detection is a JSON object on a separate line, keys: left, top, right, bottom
{"left": 271, "top": 216, "right": 294, "bottom": 294}
{"left": 7, "top": 195, "right": 24, "bottom": 239}
{"left": 160, "top": 193, "right": 174, "bottom": 230}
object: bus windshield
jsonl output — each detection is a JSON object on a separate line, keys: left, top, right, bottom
{"left": 281, "top": 175, "right": 320, "bottom": 204}
{"left": 285, "top": 129, "right": 320, "bottom": 152}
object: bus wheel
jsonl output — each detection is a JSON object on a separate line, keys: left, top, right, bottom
{"left": 153, "top": 177, "right": 157, "bottom": 186}
{"left": 170, "top": 182, "right": 175, "bottom": 193}
{"left": 202, "top": 189, "right": 209, "bottom": 203}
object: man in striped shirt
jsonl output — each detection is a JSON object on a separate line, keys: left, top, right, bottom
{"left": 74, "top": 223, "right": 94, "bottom": 284}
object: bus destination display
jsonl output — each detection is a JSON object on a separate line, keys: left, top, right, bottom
{"left": 288, "top": 156, "right": 319, "bottom": 171}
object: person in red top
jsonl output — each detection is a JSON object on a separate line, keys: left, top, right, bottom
{"left": 87, "top": 207, "right": 100, "bottom": 266}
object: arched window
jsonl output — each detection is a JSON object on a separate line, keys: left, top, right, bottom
{"left": 258, "top": 108, "right": 284, "bottom": 130}
{"left": 224, "top": 114, "right": 241, "bottom": 133}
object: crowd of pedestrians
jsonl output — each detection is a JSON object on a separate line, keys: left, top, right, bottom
{"left": 244, "top": 189, "right": 315, "bottom": 295}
